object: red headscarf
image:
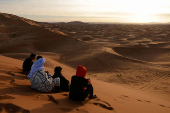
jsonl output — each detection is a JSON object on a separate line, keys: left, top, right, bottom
{"left": 76, "top": 65, "right": 87, "bottom": 77}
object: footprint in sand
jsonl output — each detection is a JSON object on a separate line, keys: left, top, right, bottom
{"left": 0, "top": 103, "right": 30, "bottom": 113}
{"left": 35, "top": 95, "right": 60, "bottom": 105}
{"left": 98, "top": 100, "right": 111, "bottom": 107}
{"left": 119, "top": 95, "right": 130, "bottom": 101}
{"left": 122, "top": 95, "right": 129, "bottom": 98}
{"left": 10, "top": 79, "right": 15, "bottom": 83}
{"left": 93, "top": 97, "right": 114, "bottom": 111}
{"left": 119, "top": 97, "right": 124, "bottom": 99}
{"left": 136, "top": 99, "right": 142, "bottom": 102}
{"left": 48, "top": 95, "right": 59, "bottom": 105}
{"left": 35, "top": 95, "right": 49, "bottom": 100}
{"left": 0, "top": 95, "right": 15, "bottom": 100}
{"left": 144, "top": 100, "right": 151, "bottom": 103}
{"left": 6, "top": 71, "right": 16, "bottom": 76}
{"left": 136, "top": 99, "right": 168, "bottom": 108}
{"left": 159, "top": 104, "right": 166, "bottom": 107}
{"left": 136, "top": 99, "right": 152, "bottom": 103}
{"left": 93, "top": 102, "right": 114, "bottom": 110}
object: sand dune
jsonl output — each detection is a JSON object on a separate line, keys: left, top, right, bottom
{"left": 114, "top": 47, "right": 170, "bottom": 62}
{"left": 0, "top": 13, "right": 170, "bottom": 113}
{"left": 0, "top": 55, "right": 170, "bottom": 113}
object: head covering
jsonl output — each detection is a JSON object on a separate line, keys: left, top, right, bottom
{"left": 54, "top": 66, "right": 62, "bottom": 73}
{"left": 76, "top": 65, "right": 87, "bottom": 77}
{"left": 27, "top": 58, "right": 45, "bottom": 78}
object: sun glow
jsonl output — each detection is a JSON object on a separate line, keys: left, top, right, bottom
{"left": 0, "top": 0, "right": 170, "bottom": 23}
{"left": 128, "top": 14, "right": 157, "bottom": 23}
{"left": 83, "top": 0, "right": 168, "bottom": 23}
{"left": 121, "top": 0, "right": 161, "bottom": 23}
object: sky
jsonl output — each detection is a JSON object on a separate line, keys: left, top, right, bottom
{"left": 0, "top": 0, "right": 170, "bottom": 23}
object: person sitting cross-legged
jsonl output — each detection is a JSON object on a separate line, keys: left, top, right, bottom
{"left": 28, "top": 58, "right": 60, "bottom": 93}
{"left": 53, "top": 66, "right": 69, "bottom": 91}
{"left": 69, "top": 65, "right": 94, "bottom": 101}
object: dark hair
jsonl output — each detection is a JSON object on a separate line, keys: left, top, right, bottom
{"left": 37, "top": 56, "right": 43, "bottom": 60}
{"left": 30, "top": 54, "right": 36, "bottom": 58}
{"left": 54, "top": 66, "right": 62, "bottom": 72}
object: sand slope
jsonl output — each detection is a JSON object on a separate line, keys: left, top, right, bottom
{"left": 0, "top": 55, "right": 170, "bottom": 113}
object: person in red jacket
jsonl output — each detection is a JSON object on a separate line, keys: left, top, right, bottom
{"left": 69, "top": 65, "right": 94, "bottom": 101}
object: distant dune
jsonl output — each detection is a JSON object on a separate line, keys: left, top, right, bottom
{"left": 0, "top": 12, "right": 170, "bottom": 113}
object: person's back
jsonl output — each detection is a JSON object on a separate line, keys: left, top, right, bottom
{"left": 69, "top": 65, "right": 93, "bottom": 101}
{"left": 70, "top": 75, "right": 89, "bottom": 99}
{"left": 23, "top": 58, "right": 32, "bottom": 70}
{"left": 53, "top": 66, "right": 69, "bottom": 91}
{"left": 23, "top": 54, "right": 36, "bottom": 74}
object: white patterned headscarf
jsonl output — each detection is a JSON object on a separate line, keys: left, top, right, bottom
{"left": 27, "top": 58, "right": 45, "bottom": 78}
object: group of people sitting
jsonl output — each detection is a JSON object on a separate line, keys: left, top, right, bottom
{"left": 22, "top": 54, "right": 94, "bottom": 101}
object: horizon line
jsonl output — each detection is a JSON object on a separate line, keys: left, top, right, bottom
{"left": 1, "top": 12, "right": 170, "bottom": 24}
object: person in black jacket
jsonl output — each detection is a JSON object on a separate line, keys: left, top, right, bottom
{"left": 69, "top": 65, "right": 94, "bottom": 101}
{"left": 52, "top": 66, "right": 69, "bottom": 91}
{"left": 22, "top": 54, "right": 36, "bottom": 75}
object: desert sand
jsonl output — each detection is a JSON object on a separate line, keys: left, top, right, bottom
{"left": 0, "top": 12, "right": 170, "bottom": 113}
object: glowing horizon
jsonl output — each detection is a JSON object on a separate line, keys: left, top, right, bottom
{"left": 0, "top": 0, "right": 170, "bottom": 23}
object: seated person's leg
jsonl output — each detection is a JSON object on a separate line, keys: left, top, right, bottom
{"left": 89, "top": 87, "right": 94, "bottom": 99}
{"left": 61, "top": 84, "right": 70, "bottom": 91}
{"left": 82, "top": 85, "right": 93, "bottom": 100}
{"left": 53, "top": 86, "right": 60, "bottom": 93}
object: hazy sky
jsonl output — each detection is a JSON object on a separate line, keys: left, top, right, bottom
{"left": 0, "top": 0, "right": 170, "bottom": 23}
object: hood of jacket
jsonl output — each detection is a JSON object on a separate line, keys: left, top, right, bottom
{"left": 76, "top": 65, "right": 86, "bottom": 77}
